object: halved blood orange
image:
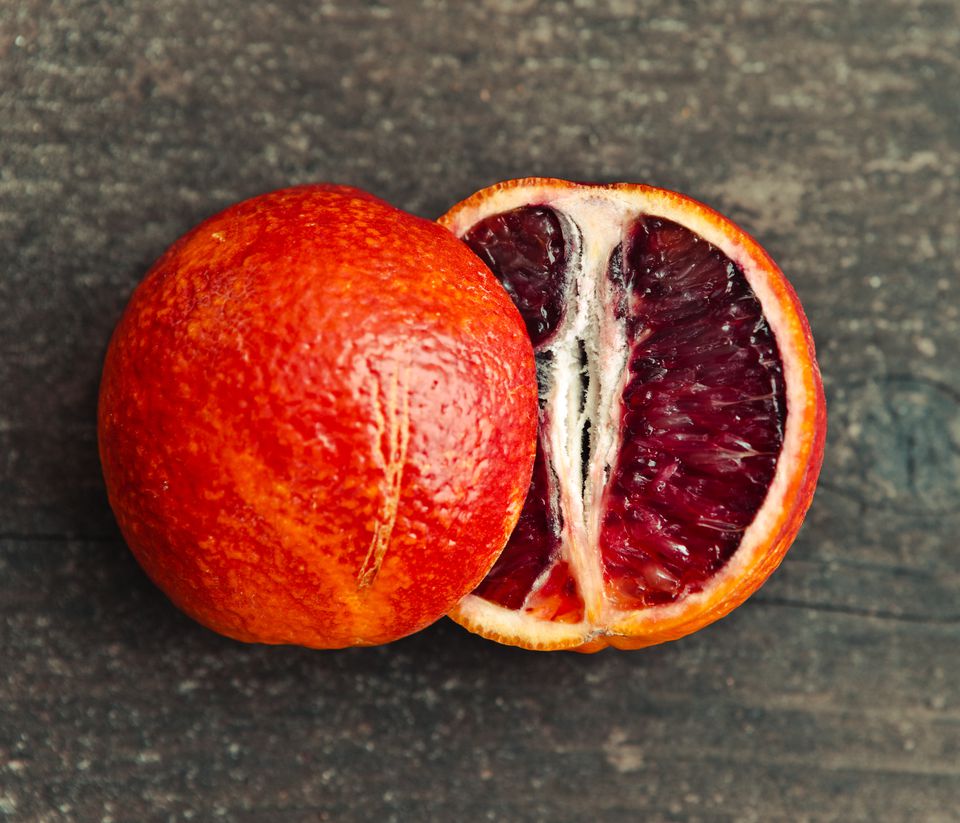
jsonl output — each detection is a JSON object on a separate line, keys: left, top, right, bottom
{"left": 439, "top": 178, "right": 826, "bottom": 651}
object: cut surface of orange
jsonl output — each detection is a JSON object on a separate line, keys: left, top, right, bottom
{"left": 439, "top": 178, "right": 826, "bottom": 652}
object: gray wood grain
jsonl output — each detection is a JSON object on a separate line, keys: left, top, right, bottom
{"left": 2, "top": 1, "right": 958, "bottom": 820}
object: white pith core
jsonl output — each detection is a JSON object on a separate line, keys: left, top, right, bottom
{"left": 528, "top": 204, "right": 624, "bottom": 622}
{"left": 448, "top": 184, "right": 812, "bottom": 645}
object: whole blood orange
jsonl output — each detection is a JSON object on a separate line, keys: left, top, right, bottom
{"left": 439, "top": 178, "right": 826, "bottom": 651}
{"left": 98, "top": 184, "right": 538, "bottom": 648}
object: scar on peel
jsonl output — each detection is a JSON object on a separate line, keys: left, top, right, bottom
{"left": 357, "top": 363, "right": 411, "bottom": 589}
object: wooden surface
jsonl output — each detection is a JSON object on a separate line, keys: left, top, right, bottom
{"left": 2, "top": 2, "right": 959, "bottom": 820}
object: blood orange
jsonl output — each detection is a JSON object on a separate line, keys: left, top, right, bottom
{"left": 439, "top": 178, "right": 826, "bottom": 651}
{"left": 98, "top": 184, "right": 538, "bottom": 648}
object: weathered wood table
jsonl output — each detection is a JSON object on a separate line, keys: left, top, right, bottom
{"left": 2, "top": 2, "right": 958, "bottom": 820}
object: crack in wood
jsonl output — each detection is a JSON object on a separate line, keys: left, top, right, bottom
{"left": 0, "top": 533, "right": 122, "bottom": 544}
{"left": 752, "top": 595, "right": 960, "bottom": 626}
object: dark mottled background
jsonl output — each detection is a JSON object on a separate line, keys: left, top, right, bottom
{"left": 2, "top": 2, "right": 959, "bottom": 821}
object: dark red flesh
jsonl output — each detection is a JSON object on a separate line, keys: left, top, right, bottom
{"left": 601, "top": 217, "right": 785, "bottom": 608}
{"left": 463, "top": 205, "right": 785, "bottom": 614}
{"left": 462, "top": 206, "right": 569, "bottom": 347}
{"left": 465, "top": 207, "right": 585, "bottom": 619}
{"left": 472, "top": 426, "right": 586, "bottom": 621}
{"left": 472, "top": 435, "right": 563, "bottom": 609}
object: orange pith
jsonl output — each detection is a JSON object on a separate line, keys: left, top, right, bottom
{"left": 439, "top": 178, "right": 826, "bottom": 652}
{"left": 99, "top": 184, "right": 539, "bottom": 649}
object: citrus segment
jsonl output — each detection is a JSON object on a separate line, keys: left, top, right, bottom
{"left": 600, "top": 215, "right": 786, "bottom": 609}
{"left": 462, "top": 205, "right": 571, "bottom": 346}
{"left": 472, "top": 438, "right": 565, "bottom": 609}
